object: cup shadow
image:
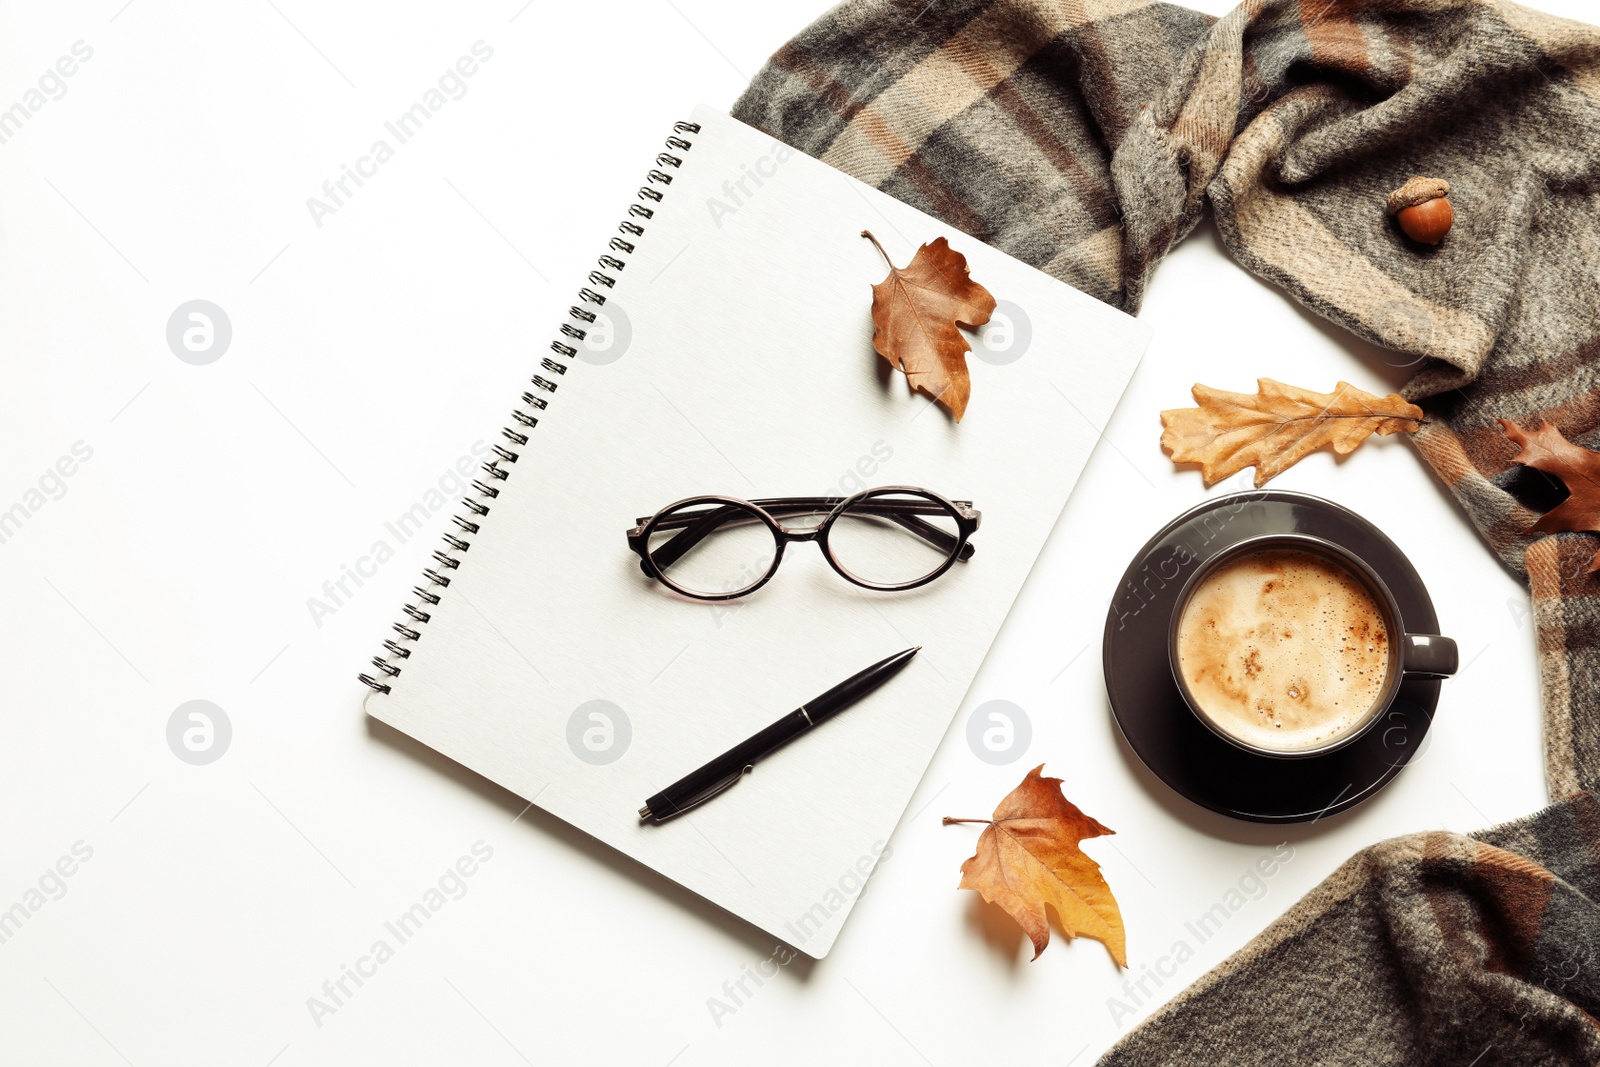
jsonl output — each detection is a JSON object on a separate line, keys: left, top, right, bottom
{"left": 1106, "top": 706, "right": 1367, "bottom": 846}
{"left": 365, "top": 715, "right": 820, "bottom": 979}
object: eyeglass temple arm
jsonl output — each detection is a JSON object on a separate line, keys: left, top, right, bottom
{"left": 886, "top": 511, "right": 976, "bottom": 561}
{"left": 638, "top": 502, "right": 749, "bottom": 572}
{"left": 634, "top": 498, "right": 976, "bottom": 573}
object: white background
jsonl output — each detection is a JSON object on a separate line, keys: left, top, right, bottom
{"left": 0, "top": 1, "right": 1576, "bottom": 1064}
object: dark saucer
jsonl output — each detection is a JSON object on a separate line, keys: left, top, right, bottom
{"left": 1103, "top": 491, "right": 1442, "bottom": 823}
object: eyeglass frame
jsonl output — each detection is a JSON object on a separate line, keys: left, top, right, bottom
{"left": 626, "top": 485, "right": 982, "bottom": 602}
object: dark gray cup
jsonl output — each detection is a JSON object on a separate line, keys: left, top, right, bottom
{"left": 1167, "top": 532, "right": 1458, "bottom": 759}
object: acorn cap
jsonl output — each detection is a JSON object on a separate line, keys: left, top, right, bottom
{"left": 1387, "top": 177, "right": 1450, "bottom": 216}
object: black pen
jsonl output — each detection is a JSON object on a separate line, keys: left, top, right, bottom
{"left": 638, "top": 646, "right": 920, "bottom": 822}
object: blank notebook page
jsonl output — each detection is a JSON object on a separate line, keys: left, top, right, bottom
{"left": 365, "top": 103, "right": 1151, "bottom": 957}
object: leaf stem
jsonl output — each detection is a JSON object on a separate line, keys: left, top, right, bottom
{"left": 942, "top": 817, "right": 992, "bottom": 826}
{"left": 861, "top": 229, "right": 891, "bottom": 268}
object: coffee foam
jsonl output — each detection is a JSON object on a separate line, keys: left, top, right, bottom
{"left": 1176, "top": 548, "right": 1390, "bottom": 753}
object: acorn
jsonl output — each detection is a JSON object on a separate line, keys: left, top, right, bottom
{"left": 1387, "top": 177, "right": 1453, "bottom": 245}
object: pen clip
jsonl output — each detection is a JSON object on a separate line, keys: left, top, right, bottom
{"left": 656, "top": 764, "right": 754, "bottom": 822}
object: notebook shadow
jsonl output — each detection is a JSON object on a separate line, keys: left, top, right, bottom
{"left": 365, "top": 715, "right": 820, "bottom": 979}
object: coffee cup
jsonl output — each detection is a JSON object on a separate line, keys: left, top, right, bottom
{"left": 1167, "top": 533, "right": 1456, "bottom": 759}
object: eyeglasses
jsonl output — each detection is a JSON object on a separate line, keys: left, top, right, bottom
{"left": 626, "top": 486, "right": 981, "bottom": 601}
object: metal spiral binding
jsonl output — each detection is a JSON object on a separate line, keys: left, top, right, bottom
{"left": 359, "top": 119, "right": 702, "bottom": 694}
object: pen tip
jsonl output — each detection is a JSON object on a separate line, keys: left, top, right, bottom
{"left": 912, "top": 645, "right": 922, "bottom": 653}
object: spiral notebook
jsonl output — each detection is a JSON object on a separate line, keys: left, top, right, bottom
{"left": 360, "top": 104, "right": 1152, "bottom": 957}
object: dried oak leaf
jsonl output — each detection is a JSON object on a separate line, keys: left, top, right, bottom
{"left": 1500, "top": 418, "right": 1600, "bottom": 573}
{"left": 1161, "top": 378, "right": 1424, "bottom": 487}
{"left": 945, "top": 764, "right": 1126, "bottom": 965}
{"left": 863, "top": 230, "right": 996, "bottom": 421}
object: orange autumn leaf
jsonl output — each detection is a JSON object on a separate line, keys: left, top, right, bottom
{"left": 1501, "top": 418, "right": 1600, "bottom": 573}
{"left": 863, "top": 230, "right": 996, "bottom": 421}
{"left": 945, "top": 765, "right": 1126, "bottom": 966}
{"left": 1161, "top": 379, "right": 1424, "bottom": 487}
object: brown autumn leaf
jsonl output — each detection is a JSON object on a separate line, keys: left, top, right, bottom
{"left": 1161, "top": 378, "right": 1424, "bottom": 488}
{"left": 863, "top": 230, "right": 996, "bottom": 422}
{"left": 1500, "top": 418, "right": 1600, "bottom": 573}
{"left": 944, "top": 764, "right": 1126, "bottom": 966}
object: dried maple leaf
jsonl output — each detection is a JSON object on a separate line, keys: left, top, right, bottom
{"left": 1501, "top": 418, "right": 1600, "bottom": 573}
{"left": 944, "top": 765, "right": 1126, "bottom": 965}
{"left": 863, "top": 230, "right": 996, "bottom": 421}
{"left": 1160, "top": 378, "right": 1424, "bottom": 487}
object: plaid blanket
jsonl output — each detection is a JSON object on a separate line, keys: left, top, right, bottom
{"left": 733, "top": 0, "right": 1600, "bottom": 1061}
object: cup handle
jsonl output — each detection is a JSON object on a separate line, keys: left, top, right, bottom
{"left": 1402, "top": 634, "right": 1458, "bottom": 679}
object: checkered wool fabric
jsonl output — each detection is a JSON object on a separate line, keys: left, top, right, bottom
{"left": 734, "top": 0, "right": 1600, "bottom": 1061}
